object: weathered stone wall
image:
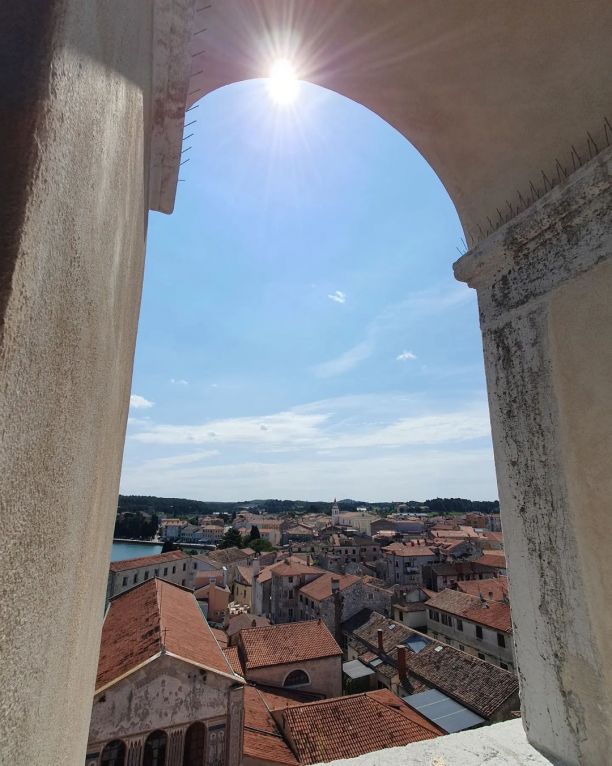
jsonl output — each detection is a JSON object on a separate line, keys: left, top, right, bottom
{"left": 0, "top": 2, "right": 155, "bottom": 765}
{"left": 88, "top": 655, "right": 232, "bottom": 746}
{"left": 246, "top": 656, "right": 342, "bottom": 699}
{"left": 455, "top": 146, "right": 612, "bottom": 765}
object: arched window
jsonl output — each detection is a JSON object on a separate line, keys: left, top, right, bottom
{"left": 143, "top": 730, "right": 167, "bottom": 766}
{"left": 283, "top": 669, "right": 310, "bottom": 687}
{"left": 183, "top": 722, "right": 206, "bottom": 766}
{"left": 100, "top": 740, "right": 126, "bottom": 766}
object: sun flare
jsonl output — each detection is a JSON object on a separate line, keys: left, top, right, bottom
{"left": 266, "top": 59, "right": 299, "bottom": 105}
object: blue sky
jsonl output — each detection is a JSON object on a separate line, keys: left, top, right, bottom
{"left": 120, "top": 79, "right": 497, "bottom": 501}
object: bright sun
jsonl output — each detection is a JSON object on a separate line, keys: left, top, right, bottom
{"left": 266, "top": 59, "right": 299, "bottom": 105}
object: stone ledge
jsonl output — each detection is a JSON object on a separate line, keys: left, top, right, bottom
{"left": 316, "top": 720, "right": 560, "bottom": 766}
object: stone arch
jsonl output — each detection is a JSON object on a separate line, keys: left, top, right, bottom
{"left": 183, "top": 722, "right": 206, "bottom": 766}
{"left": 143, "top": 730, "right": 167, "bottom": 766}
{"left": 99, "top": 740, "right": 126, "bottom": 766}
{"left": 283, "top": 668, "right": 310, "bottom": 687}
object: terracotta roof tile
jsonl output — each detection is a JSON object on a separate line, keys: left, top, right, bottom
{"left": 239, "top": 621, "right": 342, "bottom": 670}
{"left": 96, "top": 578, "right": 238, "bottom": 691}
{"left": 457, "top": 576, "right": 509, "bottom": 601}
{"left": 243, "top": 687, "right": 299, "bottom": 766}
{"left": 270, "top": 561, "right": 324, "bottom": 577}
{"left": 382, "top": 542, "right": 436, "bottom": 557}
{"left": 226, "top": 614, "right": 271, "bottom": 637}
{"left": 109, "top": 549, "right": 186, "bottom": 573}
{"left": 474, "top": 552, "right": 507, "bottom": 569}
{"left": 275, "top": 691, "right": 441, "bottom": 764}
{"left": 211, "top": 628, "right": 229, "bottom": 649}
{"left": 208, "top": 547, "right": 252, "bottom": 565}
{"left": 223, "top": 646, "right": 244, "bottom": 676}
{"left": 404, "top": 642, "right": 518, "bottom": 719}
{"left": 299, "top": 573, "right": 360, "bottom": 602}
{"left": 427, "top": 588, "right": 512, "bottom": 633}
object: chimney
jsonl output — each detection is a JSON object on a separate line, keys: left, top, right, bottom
{"left": 252, "top": 619, "right": 257, "bottom": 627}
{"left": 331, "top": 577, "right": 340, "bottom": 595}
{"left": 210, "top": 576, "right": 216, "bottom": 586}
{"left": 377, "top": 628, "right": 384, "bottom": 653}
{"left": 252, "top": 558, "right": 260, "bottom": 576}
{"left": 396, "top": 645, "right": 407, "bottom": 683}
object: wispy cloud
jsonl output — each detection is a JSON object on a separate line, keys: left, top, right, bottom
{"left": 327, "top": 290, "right": 346, "bottom": 304}
{"left": 313, "top": 340, "right": 373, "bottom": 378}
{"left": 130, "top": 394, "right": 154, "bottom": 409}
{"left": 130, "top": 398, "right": 491, "bottom": 452}
{"left": 397, "top": 350, "right": 417, "bottom": 361}
{"left": 136, "top": 450, "right": 219, "bottom": 471}
{"left": 170, "top": 378, "right": 189, "bottom": 386}
{"left": 120, "top": 448, "right": 497, "bottom": 502}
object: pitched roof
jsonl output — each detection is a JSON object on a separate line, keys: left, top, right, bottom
{"left": 208, "top": 547, "right": 252, "bottom": 565}
{"left": 109, "top": 549, "right": 186, "bottom": 573}
{"left": 270, "top": 561, "right": 324, "bottom": 577}
{"left": 428, "top": 561, "right": 495, "bottom": 576}
{"left": 352, "top": 612, "right": 414, "bottom": 654}
{"left": 275, "top": 690, "right": 441, "bottom": 764}
{"left": 426, "top": 589, "right": 512, "bottom": 633}
{"left": 226, "top": 613, "right": 271, "bottom": 637}
{"left": 474, "top": 552, "right": 507, "bottom": 569}
{"left": 211, "top": 628, "right": 229, "bottom": 649}
{"left": 223, "top": 646, "right": 244, "bottom": 676}
{"left": 299, "top": 573, "right": 361, "bottom": 602}
{"left": 235, "top": 564, "right": 254, "bottom": 585}
{"left": 239, "top": 621, "right": 342, "bottom": 670}
{"left": 457, "top": 576, "right": 509, "bottom": 601}
{"left": 403, "top": 641, "right": 518, "bottom": 719}
{"left": 243, "top": 687, "right": 299, "bottom": 766}
{"left": 96, "top": 578, "right": 239, "bottom": 691}
{"left": 382, "top": 542, "right": 436, "bottom": 557}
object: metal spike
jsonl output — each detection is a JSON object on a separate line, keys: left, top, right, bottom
{"left": 180, "top": 158, "right": 191, "bottom": 167}
{"left": 190, "top": 70, "right": 204, "bottom": 78}
{"left": 555, "top": 159, "right": 567, "bottom": 181}
{"left": 517, "top": 190, "right": 527, "bottom": 210}
{"left": 529, "top": 180, "right": 539, "bottom": 201}
{"left": 541, "top": 170, "right": 552, "bottom": 192}
{"left": 182, "top": 133, "right": 194, "bottom": 142}
{"left": 182, "top": 146, "right": 192, "bottom": 154}
{"left": 192, "top": 50, "right": 206, "bottom": 58}
{"left": 487, "top": 217, "right": 494, "bottom": 231}
{"left": 194, "top": 27, "right": 207, "bottom": 35}
{"left": 186, "top": 104, "right": 199, "bottom": 113}
{"left": 571, "top": 145, "right": 582, "bottom": 167}
{"left": 196, "top": 4, "right": 212, "bottom": 10}
{"left": 604, "top": 117, "right": 612, "bottom": 147}
{"left": 184, "top": 120, "right": 197, "bottom": 128}
{"left": 586, "top": 131, "right": 599, "bottom": 157}
{"left": 496, "top": 208, "right": 504, "bottom": 224}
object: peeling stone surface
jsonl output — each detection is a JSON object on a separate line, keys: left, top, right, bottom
{"left": 454, "top": 148, "right": 612, "bottom": 765}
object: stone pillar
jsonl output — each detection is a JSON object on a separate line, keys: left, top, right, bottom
{"left": 0, "top": 2, "right": 153, "bottom": 765}
{"left": 126, "top": 736, "right": 145, "bottom": 766}
{"left": 454, "top": 146, "right": 612, "bottom": 766}
{"left": 166, "top": 726, "right": 187, "bottom": 766}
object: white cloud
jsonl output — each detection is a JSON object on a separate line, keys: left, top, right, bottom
{"left": 313, "top": 340, "right": 373, "bottom": 378}
{"left": 327, "top": 290, "right": 346, "bottom": 304}
{"left": 170, "top": 378, "right": 189, "bottom": 386}
{"left": 136, "top": 450, "right": 219, "bottom": 471}
{"left": 130, "top": 399, "right": 491, "bottom": 452}
{"left": 130, "top": 394, "right": 154, "bottom": 409}
{"left": 397, "top": 350, "right": 417, "bottom": 361}
{"left": 120, "top": 448, "right": 497, "bottom": 502}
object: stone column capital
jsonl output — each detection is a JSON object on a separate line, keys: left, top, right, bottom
{"left": 454, "top": 146, "right": 612, "bottom": 324}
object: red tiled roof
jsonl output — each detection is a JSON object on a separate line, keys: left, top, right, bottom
{"left": 211, "top": 628, "right": 229, "bottom": 648}
{"left": 96, "top": 578, "right": 238, "bottom": 691}
{"left": 270, "top": 561, "right": 324, "bottom": 577}
{"left": 275, "top": 690, "right": 441, "bottom": 764}
{"left": 239, "top": 620, "right": 342, "bottom": 670}
{"left": 243, "top": 687, "right": 299, "bottom": 766}
{"left": 474, "top": 553, "right": 507, "bottom": 569}
{"left": 299, "top": 573, "right": 360, "bottom": 602}
{"left": 457, "top": 576, "right": 509, "bottom": 601}
{"left": 109, "top": 549, "right": 186, "bottom": 573}
{"left": 223, "top": 646, "right": 244, "bottom": 677}
{"left": 226, "top": 613, "right": 271, "bottom": 637}
{"left": 404, "top": 642, "right": 518, "bottom": 719}
{"left": 426, "top": 588, "right": 512, "bottom": 633}
{"left": 382, "top": 542, "right": 436, "bottom": 557}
